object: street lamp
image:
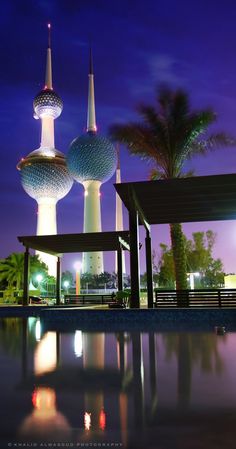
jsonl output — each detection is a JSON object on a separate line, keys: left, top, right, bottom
{"left": 36, "top": 274, "right": 43, "bottom": 291}
{"left": 188, "top": 272, "right": 200, "bottom": 290}
{"left": 74, "top": 261, "right": 82, "bottom": 295}
{"left": 63, "top": 280, "right": 70, "bottom": 293}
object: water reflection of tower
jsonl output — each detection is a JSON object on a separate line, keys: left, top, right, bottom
{"left": 67, "top": 50, "right": 117, "bottom": 274}
{"left": 17, "top": 25, "right": 73, "bottom": 275}
{"left": 83, "top": 332, "right": 105, "bottom": 431}
{"left": 19, "top": 320, "right": 71, "bottom": 442}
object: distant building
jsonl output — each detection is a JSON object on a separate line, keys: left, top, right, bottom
{"left": 224, "top": 274, "right": 236, "bottom": 288}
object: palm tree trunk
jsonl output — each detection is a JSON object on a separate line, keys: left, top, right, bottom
{"left": 169, "top": 223, "right": 188, "bottom": 290}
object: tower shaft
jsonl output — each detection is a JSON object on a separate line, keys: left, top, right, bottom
{"left": 82, "top": 180, "right": 104, "bottom": 274}
{"left": 41, "top": 116, "right": 55, "bottom": 149}
{"left": 36, "top": 198, "right": 57, "bottom": 276}
{"left": 45, "top": 47, "right": 52, "bottom": 89}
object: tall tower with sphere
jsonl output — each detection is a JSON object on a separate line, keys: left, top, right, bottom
{"left": 17, "top": 25, "right": 73, "bottom": 275}
{"left": 67, "top": 50, "right": 117, "bottom": 275}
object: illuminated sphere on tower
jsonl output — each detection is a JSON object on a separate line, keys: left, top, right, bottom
{"left": 33, "top": 88, "right": 63, "bottom": 119}
{"left": 67, "top": 132, "right": 117, "bottom": 183}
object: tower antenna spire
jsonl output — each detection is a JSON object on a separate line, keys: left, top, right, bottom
{"left": 45, "top": 23, "right": 53, "bottom": 90}
{"left": 87, "top": 46, "right": 97, "bottom": 132}
{"left": 89, "top": 45, "right": 93, "bottom": 75}
{"left": 48, "top": 22, "right": 51, "bottom": 48}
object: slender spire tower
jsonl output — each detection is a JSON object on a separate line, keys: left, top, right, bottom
{"left": 115, "top": 145, "right": 126, "bottom": 274}
{"left": 82, "top": 49, "right": 103, "bottom": 273}
{"left": 67, "top": 49, "right": 117, "bottom": 275}
{"left": 17, "top": 25, "right": 73, "bottom": 275}
{"left": 87, "top": 48, "right": 97, "bottom": 133}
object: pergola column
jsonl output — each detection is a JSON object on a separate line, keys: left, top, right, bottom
{"left": 23, "top": 247, "right": 29, "bottom": 306}
{"left": 56, "top": 257, "right": 61, "bottom": 306}
{"left": 145, "top": 229, "right": 153, "bottom": 308}
{"left": 117, "top": 245, "right": 123, "bottom": 291}
{"left": 129, "top": 209, "right": 140, "bottom": 308}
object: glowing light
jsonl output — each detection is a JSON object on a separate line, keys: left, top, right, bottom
{"left": 74, "top": 330, "right": 83, "bottom": 357}
{"left": 99, "top": 409, "right": 106, "bottom": 431}
{"left": 84, "top": 190, "right": 88, "bottom": 196}
{"left": 187, "top": 272, "right": 200, "bottom": 290}
{"left": 35, "top": 319, "right": 41, "bottom": 341}
{"left": 63, "top": 280, "right": 69, "bottom": 288}
{"left": 36, "top": 274, "right": 43, "bottom": 283}
{"left": 74, "top": 260, "right": 82, "bottom": 272}
{"left": 48, "top": 23, "right": 51, "bottom": 29}
{"left": 84, "top": 412, "right": 91, "bottom": 430}
{"left": 19, "top": 387, "right": 71, "bottom": 440}
{"left": 32, "top": 387, "right": 56, "bottom": 413}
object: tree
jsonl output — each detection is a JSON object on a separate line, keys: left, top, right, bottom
{"left": 80, "top": 272, "right": 114, "bottom": 289}
{"left": 110, "top": 86, "right": 234, "bottom": 289}
{"left": 157, "top": 231, "right": 224, "bottom": 288}
{"left": 0, "top": 253, "right": 48, "bottom": 290}
{"left": 61, "top": 270, "right": 74, "bottom": 289}
{"left": 157, "top": 244, "right": 175, "bottom": 288}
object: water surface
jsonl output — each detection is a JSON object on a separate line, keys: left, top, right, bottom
{"left": 0, "top": 317, "right": 235, "bottom": 449}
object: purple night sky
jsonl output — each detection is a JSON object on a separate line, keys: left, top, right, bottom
{"left": 1, "top": 0, "right": 236, "bottom": 274}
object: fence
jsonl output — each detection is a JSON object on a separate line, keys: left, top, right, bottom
{"left": 64, "top": 293, "right": 116, "bottom": 306}
{"left": 154, "top": 289, "right": 236, "bottom": 308}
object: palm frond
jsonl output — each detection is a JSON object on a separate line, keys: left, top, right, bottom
{"left": 149, "top": 168, "right": 166, "bottom": 180}
{"left": 110, "top": 85, "right": 236, "bottom": 181}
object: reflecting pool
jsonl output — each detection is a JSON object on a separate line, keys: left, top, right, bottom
{"left": 0, "top": 317, "right": 236, "bottom": 448}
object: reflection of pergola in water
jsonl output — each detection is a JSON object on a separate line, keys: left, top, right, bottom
{"left": 19, "top": 173, "right": 236, "bottom": 308}
{"left": 18, "top": 231, "right": 130, "bottom": 305}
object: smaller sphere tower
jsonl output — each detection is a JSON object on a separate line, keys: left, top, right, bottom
{"left": 67, "top": 50, "right": 117, "bottom": 274}
{"left": 17, "top": 25, "right": 73, "bottom": 275}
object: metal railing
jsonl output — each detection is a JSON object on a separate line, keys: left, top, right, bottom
{"left": 64, "top": 293, "right": 116, "bottom": 306}
{"left": 154, "top": 288, "right": 236, "bottom": 308}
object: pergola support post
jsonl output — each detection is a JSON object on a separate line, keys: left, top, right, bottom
{"left": 56, "top": 257, "right": 61, "bottom": 306}
{"left": 117, "top": 245, "right": 123, "bottom": 291}
{"left": 145, "top": 229, "right": 154, "bottom": 308}
{"left": 23, "top": 247, "right": 29, "bottom": 306}
{"left": 129, "top": 209, "right": 140, "bottom": 308}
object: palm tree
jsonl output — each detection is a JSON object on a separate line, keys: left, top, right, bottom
{"left": 110, "top": 87, "right": 234, "bottom": 289}
{"left": 0, "top": 253, "right": 48, "bottom": 290}
{"left": 0, "top": 253, "right": 24, "bottom": 290}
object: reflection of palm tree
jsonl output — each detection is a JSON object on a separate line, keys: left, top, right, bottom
{"left": 163, "top": 332, "right": 226, "bottom": 408}
{"left": 0, "top": 318, "right": 37, "bottom": 357}
{"left": 110, "top": 87, "right": 234, "bottom": 288}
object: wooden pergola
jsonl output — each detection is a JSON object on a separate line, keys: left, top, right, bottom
{"left": 115, "top": 173, "right": 236, "bottom": 308}
{"left": 18, "top": 231, "right": 130, "bottom": 306}
{"left": 18, "top": 173, "right": 236, "bottom": 309}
